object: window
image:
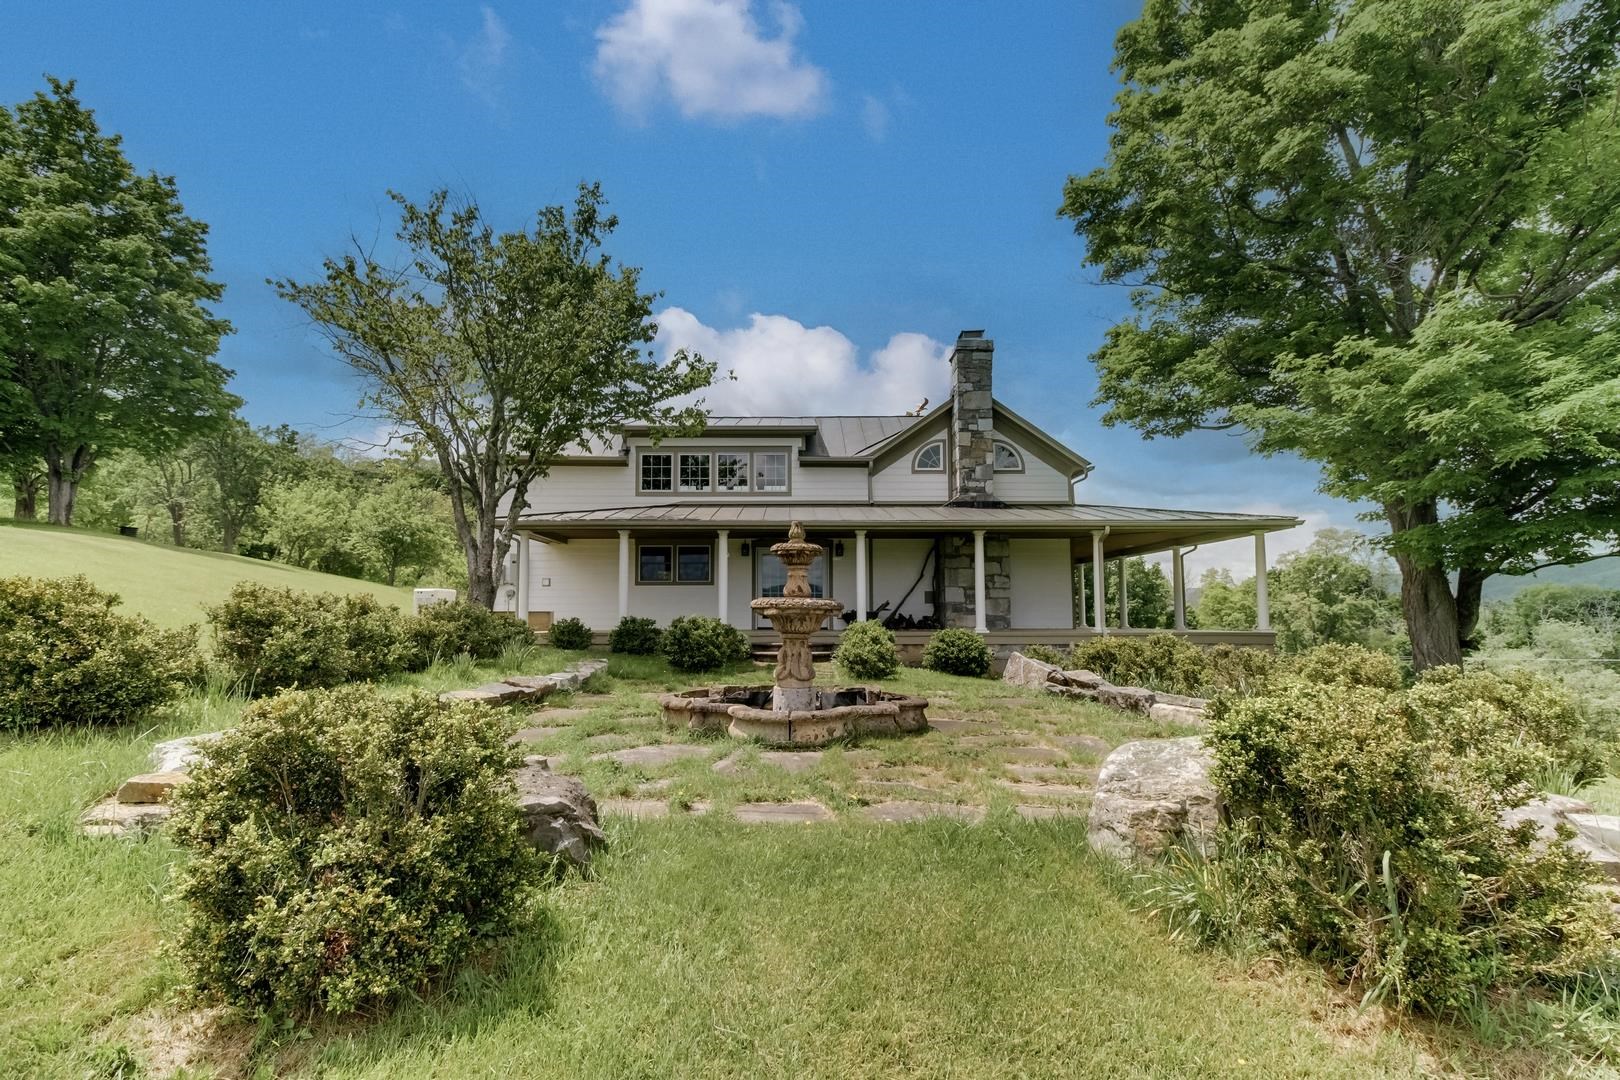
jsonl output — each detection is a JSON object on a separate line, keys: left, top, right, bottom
{"left": 993, "top": 442, "right": 1024, "bottom": 472}
{"left": 716, "top": 452, "right": 750, "bottom": 491}
{"left": 913, "top": 441, "right": 944, "bottom": 471}
{"left": 678, "top": 452, "right": 712, "bottom": 492}
{"left": 755, "top": 451, "right": 788, "bottom": 492}
{"left": 637, "top": 543, "right": 711, "bottom": 584}
{"left": 639, "top": 452, "right": 673, "bottom": 492}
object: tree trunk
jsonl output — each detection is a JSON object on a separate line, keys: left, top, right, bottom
{"left": 386, "top": 564, "right": 398, "bottom": 587}
{"left": 1385, "top": 499, "right": 1463, "bottom": 670}
{"left": 45, "top": 460, "right": 75, "bottom": 526}
{"left": 169, "top": 504, "right": 186, "bottom": 547}
{"left": 1454, "top": 566, "right": 1489, "bottom": 652}
{"left": 12, "top": 475, "right": 38, "bottom": 520}
{"left": 220, "top": 521, "right": 240, "bottom": 554}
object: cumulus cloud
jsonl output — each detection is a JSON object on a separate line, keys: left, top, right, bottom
{"left": 456, "top": 6, "right": 512, "bottom": 109}
{"left": 594, "top": 0, "right": 828, "bottom": 121}
{"left": 654, "top": 307, "right": 948, "bottom": 416}
{"left": 861, "top": 94, "right": 890, "bottom": 142}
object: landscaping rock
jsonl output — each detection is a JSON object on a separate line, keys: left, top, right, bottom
{"left": 79, "top": 798, "right": 173, "bottom": 838}
{"left": 116, "top": 771, "right": 189, "bottom": 805}
{"left": 502, "top": 675, "right": 559, "bottom": 693}
{"left": 525, "top": 707, "right": 591, "bottom": 724}
{"left": 1153, "top": 691, "right": 1209, "bottom": 710}
{"left": 440, "top": 688, "right": 502, "bottom": 704}
{"left": 734, "top": 800, "right": 834, "bottom": 825}
{"left": 1087, "top": 736, "right": 1219, "bottom": 861}
{"left": 999, "top": 745, "right": 1067, "bottom": 764}
{"left": 512, "top": 762, "right": 603, "bottom": 867}
{"left": 1095, "top": 685, "right": 1156, "bottom": 714}
{"left": 1013, "top": 803, "right": 1086, "bottom": 820}
{"left": 927, "top": 717, "right": 988, "bottom": 734}
{"left": 511, "top": 726, "right": 566, "bottom": 743}
{"left": 1061, "top": 669, "right": 1107, "bottom": 689}
{"left": 995, "top": 778, "right": 1090, "bottom": 800}
{"left": 475, "top": 681, "right": 541, "bottom": 703}
{"left": 1002, "top": 652, "right": 1063, "bottom": 690}
{"left": 861, "top": 801, "right": 985, "bottom": 823}
{"left": 148, "top": 732, "right": 224, "bottom": 775}
{"left": 1147, "top": 701, "right": 1207, "bottom": 726}
{"left": 713, "top": 749, "right": 824, "bottom": 776}
{"left": 599, "top": 798, "right": 671, "bottom": 819}
{"left": 1049, "top": 734, "right": 1112, "bottom": 759}
{"left": 600, "top": 743, "right": 713, "bottom": 768}
{"left": 549, "top": 660, "right": 608, "bottom": 692}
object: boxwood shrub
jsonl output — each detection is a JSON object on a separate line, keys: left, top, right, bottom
{"left": 0, "top": 575, "right": 197, "bottom": 730}
{"left": 170, "top": 685, "right": 539, "bottom": 1016}
{"left": 835, "top": 620, "right": 900, "bottom": 680}
{"left": 921, "top": 627, "right": 992, "bottom": 677}
{"left": 608, "top": 615, "right": 663, "bottom": 655}
{"left": 662, "top": 615, "right": 750, "bottom": 672}
{"left": 408, "top": 600, "right": 532, "bottom": 665}
{"left": 208, "top": 583, "right": 413, "bottom": 693}
{"left": 548, "top": 616, "right": 593, "bottom": 651}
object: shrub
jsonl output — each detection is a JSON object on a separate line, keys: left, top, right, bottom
{"left": 0, "top": 575, "right": 197, "bottom": 730}
{"left": 921, "top": 627, "right": 992, "bottom": 677}
{"left": 608, "top": 616, "right": 663, "bottom": 655}
{"left": 1023, "top": 643, "right": 1069, "bottom": 667}
{"left": 1205, "top": 675, "right": 1617, "bottom": 1013}
{"left": 208, "top": 583, "right": 411, "bottom": 693}
{"left": 1069, "top": 633, "right": 1211, "bottom": 696}
{"left": 1201, "top": 644, "right": 1277, "bottom": 696}
{"left": 662, "top": 615, "right": 750, "bottom": 673}
{"left": 1285, "top": 642, "right": 1403, "bottom": 689}
{"left": 548, "top": 616, "right": 593, "bottom": 651}
{"left": 170, "top": 685, "right": 538, "bottom": 1016}
{"left": 408, "top": 600, "right": 532, "bottom": 665}
{"left": 835, "top": 620, "right": 900, "bottom": 680}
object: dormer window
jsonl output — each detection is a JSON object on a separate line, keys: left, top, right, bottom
{"left": 913, "top": 441, "right": 944, "bottom": 472}
{"left": 993, "top": 442, "right": 1024, "bottom": 472}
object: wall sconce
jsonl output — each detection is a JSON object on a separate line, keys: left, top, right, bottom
{"left": 740, "top": 542, "right": 751, "bottom": 556}
{"left": 834, "top": 541, "right": 845, "bottom": 557}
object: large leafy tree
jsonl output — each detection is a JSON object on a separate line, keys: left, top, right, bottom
{"left": 1061, "top": 0, "right": 1620, "bottom": 668}
{"left": 0, "top": 78, "right": 235, "bottom": 525}
{"left": 276, "top": 185, "right": 715, "bottom": 607}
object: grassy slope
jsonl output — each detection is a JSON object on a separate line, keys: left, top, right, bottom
{"left": 0, "top": 652, "right": 1524, "bottom": 1079}
{"left": 0, "top": 521, "right": 412, "bottom": 628}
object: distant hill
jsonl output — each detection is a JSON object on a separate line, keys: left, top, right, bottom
{"left": 0, "top": 521, "right": 414, "bottom": 628}
{"left": 1483, "top": 557, "right": 1620, "bottom": 600}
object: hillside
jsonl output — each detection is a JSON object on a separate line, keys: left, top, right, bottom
{"left": 1483, "top": 557, "right": 1620, "bottom": 600}
{"left": 0, "top": 521, "right": 414, "bottom": 628}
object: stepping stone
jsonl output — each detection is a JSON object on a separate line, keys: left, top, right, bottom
{"left": 511, "top": 726, "right": 566, "bottom": 743}
{"left": 1006, "top": 764, "right": 1093, "bottom": 784}
{"left": 1000, "top": 745, "right": 1068, "bottom": 764}
{"left": 601, "top": 743, "right": 713, "bottom": 767}
{"left": 116, "top": 771, "right": 189, "bottom": 805}
{"left": 861, "top": 801, "right": 985, "bottom": 824}
{"left": 1014, "top": 803, "right": 1087, "bottom": 820}
{"left": 859, "top": 779, "right": 957, "bottom": 802}
{"left": 584, "top": 733, "right": 629, "bottom": 748}
{"left": 599, "top": 798, "right": 670, "bottom": 819}
{"left": 1049, "top": 735, "right": 1111, "bottom": 758}
{"left": 956, "top": 733, "right": 1041, "bottom": 747}
{"left": 713, "top": 750, "right": 824, "bottom": 776}
{"left": 996, "top": 779, "right": 1090, "bottom": 800}
{"left": 636, "top": 778, "right": 675, "bottom": 795}
{"left": 927, "top": 718, "right": 988, "bottom": 734}
{"left": 525, "top": 707, "right": 592, "bottom": 724}
{"left": 734, "top": 801, "right": 833, "bottom": 825}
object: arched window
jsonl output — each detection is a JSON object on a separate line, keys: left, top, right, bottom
{"left": 993, "top": 442, "right": 1024, "bottom": 472}
{"left": 912, "top": 441, "right": 944, "bottom": 471}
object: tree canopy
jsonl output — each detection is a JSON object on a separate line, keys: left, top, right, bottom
{"left": 0, "top": 77, "right": 234, "bottom": 525}
{"left": 275, "top": 185, "right": 716, "bottom": 607}
{"left": 1061, "top": 0, "right": 1620, "bottom": 668}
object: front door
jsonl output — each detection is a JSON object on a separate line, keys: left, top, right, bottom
{"left": 754, "top": 545, "right": 832, "bottom": 628}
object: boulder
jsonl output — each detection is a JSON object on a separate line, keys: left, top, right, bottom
{"left": 1002, "top": 652, "right": 1062, "bottom": 690}
{"left": 1095, "top": 684, "right": 1156, "bottom": 714}
{"left": 470, "top": 681, "right": 537, "bottom": 704}
{"left": 148, "top": 732, "right": 224, "bottom": 775}
{"left": 1500, "top": 795, "right": 1620, "bottom": 883}
{"left": 1060, "top": 669, "right": 1107, "bottom": 689}
{"left": 116, "top": 771, "right": 190, "bottom": 805}
{"left": 501, "top": 675, "right": 558, "bottom": 693}
{"left": 549, "top": 659, "right": 608, "bottom": 692}
{"left": 79, "top": 798, "right": 173, "bottom": 838}
{"left": 1088, "top": 736, "right": 1219, "bottom": 861}
{"left": 512, "top": 762, "right": 604, "bottom": 867}
{"left": 1147, "top": 702, "right": 1207, "bottom": 726}
{"left": 1153, "top": 692, "right": 1209, "bottom": 710}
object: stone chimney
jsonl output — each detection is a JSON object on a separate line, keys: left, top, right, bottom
{"left": 948, "top": 329, "right": 995, "bottom": 504}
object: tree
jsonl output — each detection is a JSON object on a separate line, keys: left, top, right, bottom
{"left": 1192, "top": 569, "right": 1257, "bottom": 632}
{"left": 1060, "top": 0, "right": 1620, "bottom": 669}
{"left": 351, "top": 475, "right": 451, "bottom": 586}
{"left": 194, "top": 418, "right": 278, "bottom": 553}
{"left": 143, "top": 448, "right": 209, "bottom": 547}
{"left": 1268, "top": 529, "right": 1402, "bottom": 652}
{"left": 4, "top": 454, "right": 41, "bottom": 520}
{"left": 262, "top": 479, "right": 356, "bottom": 569}
{"left": 275, "top": 185, "right": 715, "bottom": 607}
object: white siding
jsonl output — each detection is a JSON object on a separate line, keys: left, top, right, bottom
{"left": 523, "top": 538, "right": 619, "bottom": 628}
{"left": 792, "top": 465, "right": 867, "bottom": 501}
{"left": 990, "top": 429, "right": 1074, "bottom": 503}
{"left": 1009, "top": 538, "right": 1073, "bottom": 628}
{"left": 871, "top": 460, "right": 947, "bottom": 501}
{"left": 871, "top": 538, "right": 935, "bottom": 621}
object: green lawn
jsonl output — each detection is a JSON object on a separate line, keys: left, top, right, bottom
{"left": 0, "top": 651, "right": 1544, "bottom": 1079}
{"left": 0, "top": 521, "right": 412, "bottom": 628}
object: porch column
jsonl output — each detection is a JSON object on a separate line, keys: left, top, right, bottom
{"left": 1076, "top": 562, "right": 1088, "bottom": 628}
{"left": 716, "top": 529, "right": 730, "bottom": 623}
{"left": 617, "top": 529, "right": 631, "bottom": 619}
{"left": 1171, "top": 546, "right": 1186, "bottom": 631}
{"left": 1254, "top": 530, "right": 1271, "bottom": 630}
{"left": 972, "top": 529, "right": 988, "bottom": 634}
{"left": 1090, "top": 531, "right": 1106, "bottom": 634}
{"left": 854, "top": 530, "right": 869, "bottom": 622}
{"left": 1117, "top": 558, "right": 1130, "bottom": 629}
{"left": 515, "top": 535, "right": 530, "bottom": 625}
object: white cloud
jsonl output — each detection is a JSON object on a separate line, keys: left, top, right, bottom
{"left": 594, "top": 0, "right": 828, "bottom": 121}
{"left": 861, "top": 94, "right": 889, "bottom": 142}
{"left": 654, "top": 307, "right": 948, "bottom": 416}
{"left": 456, "top": 6, "right": 512, "bottom": 109}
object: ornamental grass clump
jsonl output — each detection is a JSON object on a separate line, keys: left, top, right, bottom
{"left": 1204, "top": 669, "right": 1617, "bottom": 1013}
{"left": 0, "top": 575, "right": 197, "bottom": 730}
{"left": 170, "top": 685, "right": 539, "bottom": 1016}
{"left": 834, "top": 620, "right": 900, "bottom": 680}
{"left": 921, "top": 627, "right": 992, "bottom": 677}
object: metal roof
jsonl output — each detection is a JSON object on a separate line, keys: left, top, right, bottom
{"left": 619, "top": 415, "right": 924, "bottom": 458}
{"left": 518, "top": 501, "right": 1299, "bottom": 531}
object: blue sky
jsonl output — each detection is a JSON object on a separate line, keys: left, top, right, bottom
{"left": 2, "top": 0, "right": 1351, "bottom": 574}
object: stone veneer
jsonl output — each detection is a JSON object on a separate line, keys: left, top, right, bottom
{"left": 940, "top": 532, "right": 1012, "bottom": 630}
{"left": 948, "top": 330, "right": 996, "bottom": 504}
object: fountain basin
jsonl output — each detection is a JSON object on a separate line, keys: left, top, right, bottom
{"left": 659, "top": 685, "right": 930, "bottom": 747}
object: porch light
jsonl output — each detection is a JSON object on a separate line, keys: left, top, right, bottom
{"left": 740, "top": 542, "right": 751, "bottom": 556}
{"left": 834, "top": 541, "right": 845, "bottom": 557}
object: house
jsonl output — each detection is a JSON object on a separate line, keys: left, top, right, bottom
{"left": 501, "top": 329, "right": 1299, "bottom": 657}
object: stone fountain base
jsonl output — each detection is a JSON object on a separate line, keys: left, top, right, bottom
{"left": 659, "top": 685, "right": 930, "bottom": 747}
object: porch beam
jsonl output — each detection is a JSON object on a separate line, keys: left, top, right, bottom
{"left": 1090, "top": 531, "right": 1106, "bottom": 634}
{"left": 617, "top": 529, "right": 631, "bottom": 619}
{"left": 1172, "top": 546, "right": 1186, "bottom": 631}
{"left": 1254, "top": 530, "right": 1271, "bottom": 630}
{"left": 717, "top": 529, "right": 730, "bottom": 624}
{"left": 973, "top": 529, "right": 988, "bottom": 634}
{"left": 854, "top": 530, "right": 868, "bottom": 622}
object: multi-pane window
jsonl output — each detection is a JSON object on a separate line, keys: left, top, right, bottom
{"left": 716, "top": 452, "right": 750, "bottom": 491}
{"left": 913, "top": 441, "right": 944, "bottom": 471}
{"left": 993, "top": 442, "right": 1023, "bottom": 472}
{"left": 678, "top": 452, "right": 712, "bottom": 492}
{"left": 639, "top": 452, "right": 673, "bottom": 492}
{"left": 637, "top": 543, "right": 711, "bottom": 584}
{"left": 755, "top": 451, "right": 788, "bottom": 492}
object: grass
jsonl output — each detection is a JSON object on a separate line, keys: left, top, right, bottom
{"left": 0, "top": 651, "right": 1592, "bottom": 1077}
{"left": 0, "top": 520, "right": 411, "bottom": 628}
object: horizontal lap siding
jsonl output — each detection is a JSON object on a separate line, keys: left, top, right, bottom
{"left": 871, "top": 460, "right": 947, "bottom": 501}
{"left": 990, "top": 429, "right": 1074, "bottom": 503}
{"left": 871, "top": 539, "right": 935, "bottom": 621}
{"left": 1010, "top": 538, "right": 1074, "bottom": 629}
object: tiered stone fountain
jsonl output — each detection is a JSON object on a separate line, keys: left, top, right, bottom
{"left": 659, "top": 522, "right": 929, "bottom": 747}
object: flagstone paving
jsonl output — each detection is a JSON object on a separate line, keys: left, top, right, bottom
{"left": 734, "top": 801, "right": 834, "bottom": 825}
{"left": 861, "top": 801, "right": 986, "bottom": 824}
{"left": 599, "top": 743, "right": 714, "bottom": 767}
